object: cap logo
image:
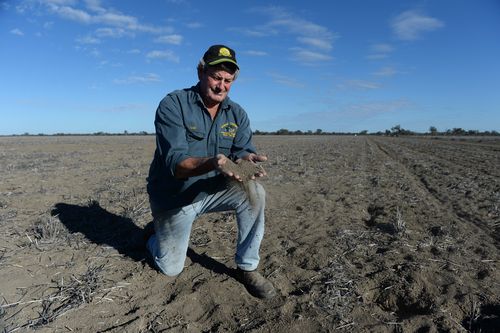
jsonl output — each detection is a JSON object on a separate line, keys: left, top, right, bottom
{"left": 218, "top": 47, "right": 231, "bottom": 58}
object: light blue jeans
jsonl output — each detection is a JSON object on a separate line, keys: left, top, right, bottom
{"left": 147, "top": 182, "right": 266, "bottom": 276}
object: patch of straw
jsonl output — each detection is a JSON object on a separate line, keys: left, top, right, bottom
{"left": 30, "top": 214, "right": 68, "bottom": 250}
{"left": 6, "top": 263, "right": 107, "bottom": 331}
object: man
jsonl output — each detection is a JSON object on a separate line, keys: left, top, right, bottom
{"left": 145, "top": 45, "right": 275, "bottom": 299}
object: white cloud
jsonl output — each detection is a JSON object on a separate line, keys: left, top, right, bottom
{"left": 367, "top": 43, "right": 394, "bottom": 60}
{"left": 230, "top": 27, "right": 276, "bottom": 37}
{"left": 98, "top": 60, "right": 122, "bottom": 68}
{"left": 76, "top": 35, "right": 100, "bottom": 44}
{"left": 266, "top": 12, "right": 337, "bottom": 51}
{"left": 40, "top": 1, "right": 172, "bottom": 36}
{"left": 243, "top": 50, "right": 268, "bottom": 56}
{"left": 43, "top": 0, "right": 78, "bottom": 5}
{"left": 95, "top": 27, "right": 129, "bottom": 38}
{"left": 84, "top": 0, "right": 105, "bottom": 13}
{"left": 292, "top": 48, "right": 333, "bottom": 63}
{"left": 340, "top": 80, "right": 382, "bottom": 90}
{"left": 54, "top": 5, "right": 92, "bottom": 23}
{"left": 268, "top": 73, "right": 304, "bottom": 88}
{"left": 98, "top": 12, "right": 137, "bottom": 28}
{"left": 10, "top": 28, "right": 24, "bottom": 36}
{"left": 392, "top": 10, "right": 444, "bottom": 40}
{"left": 297, "top": 37, "right": 333, "bottom": 51}
{"left": 244, "top": 6, "right": 337, "bottom": 64}
{"left": 127, "top": 49, "right": 141, "bottom": 54}
{"left": 146, "top": 50, "right": 179, "bottom": 62}
{"left": 366, "top": 54, "right": 388, "bottom": 60}
{"left": 114, "top": 73, "right": 161, "bottom": 84}
{"left": 372, "top": 66, "right": 399, "bottom": 77}
{"left": 186, "top": 22, "right": 202, "bottom": 29}
{"left": 371, "top": 43, "right": 393, "bottom": 53}
{"left": 89, "top": 48, "right": 100, "bottom": 57}
{"left": 16, "top": 1, "right": 40, "bottom": 14}
{"left": 155, "top": 34, "right": 183, "bottom": 45}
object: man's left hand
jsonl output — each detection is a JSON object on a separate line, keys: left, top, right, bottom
{"left": 238, "top": 153, "right": 268, "bottom": 179}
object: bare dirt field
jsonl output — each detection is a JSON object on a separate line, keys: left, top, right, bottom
{"left": 1, "top": 135, "right": 499, "bottom": 332}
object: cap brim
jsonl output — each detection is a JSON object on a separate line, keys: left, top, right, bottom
{"left": 208, "top": 58, "right": 239, "bottom": 69}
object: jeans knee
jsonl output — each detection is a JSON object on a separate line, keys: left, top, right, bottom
{"left": 253, "top": 182, "right": 266, "bottom": 199}
{"left": 250, "top": 182, "right": 266, "bottom": 207}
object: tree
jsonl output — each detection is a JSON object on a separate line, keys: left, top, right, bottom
{"left": 391, "top": 125, "right": 402, "bottom": 136}
{"left": 429, "top": 126, "right": 438, "bottom": 135}
{"left": 451, "top": 128, "right": 466, "bottom": 136}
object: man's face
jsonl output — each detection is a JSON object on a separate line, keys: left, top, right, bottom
{"left": 198, "top": 66, "right": 235, "bottom": 107}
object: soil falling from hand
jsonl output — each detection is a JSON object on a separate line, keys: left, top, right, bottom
{"left": 220, "top": 159, "right": 265, "bottom": 208}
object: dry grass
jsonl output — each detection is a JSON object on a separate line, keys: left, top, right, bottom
{"left": 309, "top": 230, "right": 367, "bottom": 327}
{"left": 119, "top": 189, "right": 149, "bottom": 222}
{"left": 138, "top": 311, "right": 186, "bottom": 333}
{"left": 392, "top": 206, "right": 406, "bottom": 235}
{"left": 315, "top": 256, "right": 357, "bottom": 325}
{"left": 29, "top": 214, "right": 68, "bottom": 250}
{"left": 5, "top": 263, "right": 107, "bottom": 332}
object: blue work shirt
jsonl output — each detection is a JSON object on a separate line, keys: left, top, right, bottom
{"left": 147, "top": 84, "right": 257, "bottom": 211}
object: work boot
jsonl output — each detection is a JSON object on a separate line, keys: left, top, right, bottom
{"left": 237, "top": 268, "right": 276, "bottom": 299}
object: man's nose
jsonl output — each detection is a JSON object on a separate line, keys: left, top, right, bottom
{"left": 215, "top": 80, "right": 225, "bottom": 90}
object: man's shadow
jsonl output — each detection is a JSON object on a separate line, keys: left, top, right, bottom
{"left": 52, "top": 200, "right": 148, "bottom": 262}
{"left": 187, "top": 248, "right": 238, "bottom": 280}
{"left": 51, "top": 201, "right": 237, "bottom": 279}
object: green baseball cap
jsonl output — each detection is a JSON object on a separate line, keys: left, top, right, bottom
{"left": 203, "top": 45, "right": 239, "bottom": 69}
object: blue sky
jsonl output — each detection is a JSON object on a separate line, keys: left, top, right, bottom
{"left": 1, "top": 0, "right": 499, "bottom": 134}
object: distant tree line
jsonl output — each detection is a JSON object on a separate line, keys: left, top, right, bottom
{"left": 254, "top": 125, "right": 500, "bottom": 137}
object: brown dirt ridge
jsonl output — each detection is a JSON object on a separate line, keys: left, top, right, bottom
{"left": 0, "top": 135, "right": 499, "bottom": 332}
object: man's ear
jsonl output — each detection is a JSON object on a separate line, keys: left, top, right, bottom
{"left": 197, "top": 67, "right": 203, "bottom": 81}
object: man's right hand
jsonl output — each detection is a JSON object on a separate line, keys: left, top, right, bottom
{"left": 214, "top": 154, "right": 243, "bottom": 182}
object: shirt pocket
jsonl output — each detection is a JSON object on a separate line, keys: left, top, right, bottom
{"left": 218, "top": 136, "right": 234, "bottom": 156}
{"left": 186, "top": 128, "right": 206, "bottom": 155}
{"left": 186, "top": 129, "right": 205, "bottom": 142}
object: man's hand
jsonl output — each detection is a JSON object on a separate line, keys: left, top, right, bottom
{"left": 214, "top": 154, "right": 243, "bottom": 181}
{"left": 215, "top": 153, "right": 268, "bottom": 181}
{"left": 238, "top": 153, "right": 268, "bottom": 179}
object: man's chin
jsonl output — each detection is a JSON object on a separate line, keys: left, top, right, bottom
{"left": 210, "top": 94, "right": 226, "bottom": 102}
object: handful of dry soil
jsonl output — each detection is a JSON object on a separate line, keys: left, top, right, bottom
{"left": 220, "top": 159, "right": 266, "bottom": 208}
{"left": 219, "top": 159, "right": 265, "bottom": 182}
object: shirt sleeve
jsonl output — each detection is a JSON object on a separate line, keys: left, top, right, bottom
{"left": 154, "top": 95, "right": 190, "bottom": 177}
{"left": 231, "top": 107, "right": 257, "bottom": 160}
